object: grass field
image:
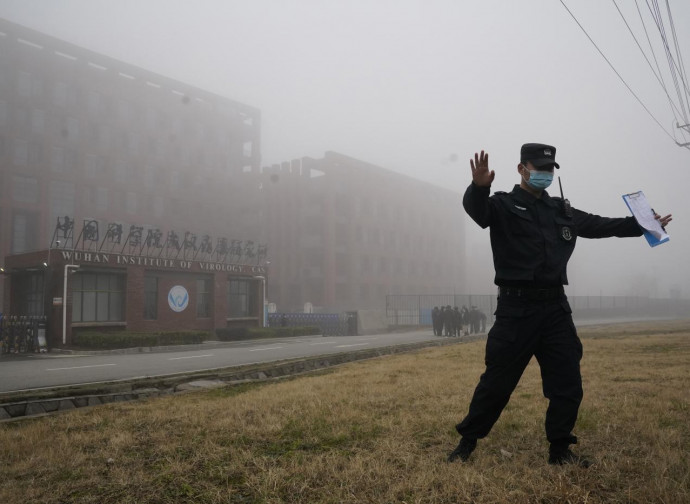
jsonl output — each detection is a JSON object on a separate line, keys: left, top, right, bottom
{"left": 1, "top": 320, "right": 689, "bottom": 503}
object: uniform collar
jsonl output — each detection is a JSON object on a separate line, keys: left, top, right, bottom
{"left": 511, "top": 184, "right": 559, "bottom": 209}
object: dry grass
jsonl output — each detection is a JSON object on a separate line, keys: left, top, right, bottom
{"left": 1, "top": 320, "right": 689, "bottom": 503}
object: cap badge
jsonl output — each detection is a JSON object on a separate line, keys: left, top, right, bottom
{"left": 544, "top": 149, "right": 552, "bottom": 156}
{"left": 561, "top": 226, "right": 572, "bottom": 241}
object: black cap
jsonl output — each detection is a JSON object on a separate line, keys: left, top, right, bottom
{"left": 520, "top": 143, "right": 560, "bottom": 169}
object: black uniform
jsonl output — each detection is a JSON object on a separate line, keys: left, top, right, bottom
{"left": 431, "top": 307, "right": 440, "bottom": 336}
{"left": 455, "top": 182, "right": 641, "bottom": 447}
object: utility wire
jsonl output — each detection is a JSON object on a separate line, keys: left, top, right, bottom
{"left": 613, "top": 0, "right": 686, "bottom": 125}
{"left": 647, "top": 0, "right": 690, "bottom": 119}
{"left": 632, "top": 0, "right": 690, "bottom": 143}
{"left": 665, "top": 0, "right": 690, "bottom": 115}
{"left": 558, "top": 0, "right": 677, "bottom": 144}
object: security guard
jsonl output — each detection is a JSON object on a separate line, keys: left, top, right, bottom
{"left": 448, "top": 144, "right": 672, "bottom": 466}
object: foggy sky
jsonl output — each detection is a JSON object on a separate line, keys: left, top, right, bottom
{"left": 1, "top": 0, "right": 688, "bottom": 297}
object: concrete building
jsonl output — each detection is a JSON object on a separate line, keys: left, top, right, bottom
{"left": 0, "top": 18, "right": 266, "bottom": 343}
{"left": 256, "top": 152, "right": 465, "bottom": 312}
{"left": 0, "top": 18, "right": 466, "bottom": 344}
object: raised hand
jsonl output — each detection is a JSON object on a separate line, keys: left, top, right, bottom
{"left": 470, "top": 150, "right": 495, "bottom": 187}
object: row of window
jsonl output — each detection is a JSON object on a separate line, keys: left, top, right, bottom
{"left": 0, "top": 96, "right": 255, "bottom": 158}
{"left": 70, "top": 273, "right": 256, "bottom": 322}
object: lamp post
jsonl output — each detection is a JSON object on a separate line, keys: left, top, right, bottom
{"left": 62, "top": 264, "right": 80, "bottom": 345}
{"left": 42, "top": 240, "right": 60, "bottom": 318}
{"left": 254, "top": 275, "right": 266, "bottom": 327}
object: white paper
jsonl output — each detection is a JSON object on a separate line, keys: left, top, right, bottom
{"left": 623, "top": 191, "right": 668, "bottom": 241}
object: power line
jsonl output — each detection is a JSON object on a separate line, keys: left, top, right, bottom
{"left": 646, "top": 0, "right": 690, "bottom": 119}
{"left": 558, "top": 0, "right": 677, "bottom": 144}
{"left": 630, "top": 0, "right": 690, "bottom": 143}
{"left": 613, "top": 0, "right": 687, "bottom": 130}
{"left": 665, "top": 0, "right": 690, "bottom": 114}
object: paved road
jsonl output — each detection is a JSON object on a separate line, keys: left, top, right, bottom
{"left": 0, "top": 330, "right": 462, "bottom": 394}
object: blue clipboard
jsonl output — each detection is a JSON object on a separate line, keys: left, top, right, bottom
{"left": 622, "top": 191, "right": 669, "bottom": 247}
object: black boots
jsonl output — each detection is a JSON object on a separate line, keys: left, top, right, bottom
{"left": 447, "top": 437, "right": 477, "bottom": 463}
{"left": 548, "top": 445, "right": 591, "bottom": 468}
{"left": 448, "top": 438, "right": 591, "bottom": 467}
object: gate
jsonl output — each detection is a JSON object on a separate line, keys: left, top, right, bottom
{"left": 0, "top": 315, "right": 48, "bottom": 354}
{"left": 386, "top": 294, "right": 496, "bottom": 327}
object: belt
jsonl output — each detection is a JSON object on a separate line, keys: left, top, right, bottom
{"left": 498, "top": 286, "right": 564, "bottom": 301}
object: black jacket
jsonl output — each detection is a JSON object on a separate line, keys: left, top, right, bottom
{"left": 463, "top": 183, "right": 642, "bottom": 286}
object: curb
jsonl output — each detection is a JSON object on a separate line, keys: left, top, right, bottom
{"left": 0, "top": 335, "right": 483, "bottom": 422}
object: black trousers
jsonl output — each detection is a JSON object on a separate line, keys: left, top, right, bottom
{"left": 455, "top": 295, "right": 583, "bottom": 445}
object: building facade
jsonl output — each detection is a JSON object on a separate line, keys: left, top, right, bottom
{"left": 4, "top": 246, "right": 266, "bottom": 347}
{"left": 255, "top": 152, "right": 465, "bottom": 312}
{"left": 0, "top": 18, "right": 263, "bottom": 310}
{"left": 1, "top": 19, "right": 467, "bottom": 343}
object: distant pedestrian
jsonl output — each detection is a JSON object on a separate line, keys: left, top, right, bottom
{"left": 461, "top": 306, "right": 469, "bottom": 336}
{"left": 443, "top": 305, "right": 453, "bottom": 337}
{"left": 432, "top": 306, "right": 441, "bottom": 336}
{"left": 453, "top": 307, "right": 462, "bottom": 337}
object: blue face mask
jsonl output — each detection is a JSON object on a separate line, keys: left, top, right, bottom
{"left": 523, "top": 169, "right": 553, "bottom": 190}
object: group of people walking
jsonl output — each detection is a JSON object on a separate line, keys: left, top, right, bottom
{"left": 431, "top": 305, "right": 486, "bottom": 337}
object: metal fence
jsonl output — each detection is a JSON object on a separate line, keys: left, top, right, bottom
{"left": 0, "top": 315, "right": 48, "bottom": 354}
{"left": 386, "top": 294, "right": 690, "bottom": 327}
{"left": 386, "top": 294, "right": 496, "bottom": 327}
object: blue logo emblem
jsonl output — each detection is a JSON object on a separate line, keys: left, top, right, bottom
{"left": 168, "top": 285, "right": 189, "bottom": 312}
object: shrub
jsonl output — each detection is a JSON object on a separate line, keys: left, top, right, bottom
{"left": 72, "top": 330, "right": 208, "bottom": 349}
{"left": 215, "top": 327, "right": 249, "bottom": 341}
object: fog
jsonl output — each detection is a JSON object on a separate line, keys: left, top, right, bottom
{"left": 1, "top": 0, "right": 688, "bottom": 298}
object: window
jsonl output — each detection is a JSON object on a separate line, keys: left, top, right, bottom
{"left": 144, "top": 165, "right": 155, "bottom": 188}
{"left": 96, "top": 187, "right": 109, "bottom": 212}
{"left": 53, "top": 81, "right": 67, "bottom": 107}
{"left": 242, "top": 141, "right": 253, "bottom": 157}
{"left": 49, "top": 181, "right": 75, "bottom": 239}
{"left": 51, "top": 146, "right": 64, "bottom": 173}
{"left": 13, "top": 139, "right": 28, "bottom": 165}
{"left": 145, "top": 107, "right": 157, "bottom": 131}
{"left": 29, "top": 140, "right": 42, "bottom": 165}
{"left": 99, "top": 124, "right": 111, "bottom": 149}
{"left": 117, "top": 99, "right": 130, "bottom": 123}
{"left": 115, "top": 158, "right": 128, "bottom": 184}
{"left": 0, "top": 100, "right": 7, "bottom": 126}
{"left": 143, "top": 276, "right": 158, "bottom": 320}
{"left": 17, "top": 71, "right": 31, "bottom": 97}
{"left": 84, "top": 154, "right": 98, "bottom": 177}
{"left": 87, "top": 91, "right": 100, "bottom": 116}
{"left": 197, "top": 278, "right": 212, "bottom": 318}
{"left": 12, "top": 212, "right": 38, "bottom": 254}
{"left": 31, "top": 109, "right": 45, "bottom": 134}
{"left": 65, "top": 116, "right": 79, "bottom": 142}
{"left": 12, "top": 175, "right": 38, "bottom": 203}
{"left": 15, "top": 272, "right": 44, "bottom": 316}
{"left": 153, "top": 196, "right": 164, "bottom": 219}
{"left": 227, "top": 279, "right": 255, "bottom": 318}
{"left": 72, "top": 273, "right": 125, "bottom": 322}
{"left": 125, "top": 192, "right": 137, "bottom": 214}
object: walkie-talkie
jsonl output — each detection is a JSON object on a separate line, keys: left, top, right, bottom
{"left": 558, "top": 177, "right": 573, "bottom": 218}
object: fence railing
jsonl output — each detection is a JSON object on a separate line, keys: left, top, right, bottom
{"left": 386, "top": 294, "right": 690, "bottom": 327}
{"left": 1, "top": 315, "right": 48, "bottom": 354}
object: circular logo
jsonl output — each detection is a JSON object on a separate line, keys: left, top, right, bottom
{"left": 561, "top": 226, "right": 573, "bottom": 241}
{"left": 168, "top": 285, "right": 189, "bottom": 312}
